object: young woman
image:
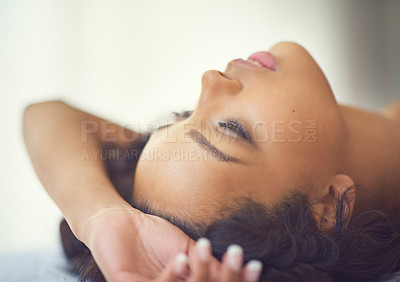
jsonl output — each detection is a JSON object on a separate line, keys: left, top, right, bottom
{"left": 23, "top": 42, "right": 400, "bottom": 282}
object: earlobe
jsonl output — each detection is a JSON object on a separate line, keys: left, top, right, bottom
{"left": 314, "top": 174, "right": 356, "bottom": 231}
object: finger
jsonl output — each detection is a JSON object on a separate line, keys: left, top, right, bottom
{"left": 155, "top": 253, "right": 188, "bottom": 282}
{"left": 219, "top": 245, "right": 244, "bottom": 282}
{"left": 188, "top": 238, "right": 211, "bottom": 282}
{"left": 187, "top": 239, "right": 222, "bottom": 281}
{"left": 243, "top": 260, "right": 263, "bottom": 282}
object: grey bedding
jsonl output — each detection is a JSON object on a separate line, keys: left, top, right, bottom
{"left": 0, "top": 247, "right": 78, "bottom": 282}
{"left": 0, "top": 247, "right": 400, "bottom": 282}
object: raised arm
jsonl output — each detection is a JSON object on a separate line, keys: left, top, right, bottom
{"left": 23, "top": 100, "right": 142, "bottom": 242}
{"left": 23, "top": 101, "right": 189, "bottom": 281}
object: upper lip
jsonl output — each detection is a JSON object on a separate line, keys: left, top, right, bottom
{"left": 228, "top": 58, "right": 266, "bottom": 71}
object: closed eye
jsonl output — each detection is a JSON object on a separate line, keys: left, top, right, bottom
{"left": 217, "top": 119, "right": 253, "bottom": 144}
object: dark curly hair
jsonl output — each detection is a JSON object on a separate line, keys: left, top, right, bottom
{"left": 60, "top": 136, "right": 400, "bottom": 282}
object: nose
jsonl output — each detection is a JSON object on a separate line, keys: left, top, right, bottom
{"left": 200, "top": 70, "right": 242, "bottom": 102}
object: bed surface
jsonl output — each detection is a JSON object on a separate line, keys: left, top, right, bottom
{"left": 1, "top": 247, "right": 400, "bottom": 282}
{"left": 0, "top": 247, "right": 78, "bottom": 282}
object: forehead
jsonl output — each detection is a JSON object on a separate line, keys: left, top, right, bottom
{"left": 133, "top": 128, "right": 291, "bottom": 225}
{"left": 133, "top": 137, "right": 234, "bottom": 223}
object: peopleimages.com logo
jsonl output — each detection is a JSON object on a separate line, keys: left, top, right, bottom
{"left": 80, "top": 119, "right": 317, "bottom": 144}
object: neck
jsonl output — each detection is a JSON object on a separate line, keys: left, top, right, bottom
{"left": 339, "top": 105, "right": 400, "bottom": 215}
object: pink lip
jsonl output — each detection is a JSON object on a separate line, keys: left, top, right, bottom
{"left": 248, "top": 51, "right": 276, "bottom": 71}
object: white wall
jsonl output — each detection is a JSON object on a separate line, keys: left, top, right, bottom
{"left": 0, "top": 0, "right": 399, "bottom": 252}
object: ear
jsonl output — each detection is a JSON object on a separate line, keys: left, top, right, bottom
{"left": 312, "top": 174, "right": 356, "bottom": 231}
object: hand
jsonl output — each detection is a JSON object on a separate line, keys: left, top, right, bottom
{"left": 83, "top": 206, "right": 197, "bottom": 281}
{"left": 156, "top": 239, "right": 263, "bottom": 282}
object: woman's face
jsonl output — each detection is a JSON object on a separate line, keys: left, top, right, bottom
{"left": 133, "top": 42, "right": 347, "bottom": 224}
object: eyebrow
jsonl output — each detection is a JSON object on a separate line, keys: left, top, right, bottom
{"left": 187, "top": 129, "right": 242, "bottom": 164}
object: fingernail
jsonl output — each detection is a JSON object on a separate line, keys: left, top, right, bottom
{"left": 227, "top": 245, "right": 243, "bottom": 273}
{"left": 197, "top": 237, "right": 211, "bottom": 262}
{"left": 174, "top": 253, "right": 188, "bottom": 275}
{"left": 245, "top": 260, "right": 263, "bottom": 282}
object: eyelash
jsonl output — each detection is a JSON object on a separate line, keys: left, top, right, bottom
{"left": 217, "top": 119, "right": 252, "bottom": 143}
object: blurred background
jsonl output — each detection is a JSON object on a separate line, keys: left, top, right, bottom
{"left": 0, "top": 0, "right": 399, "bottom": 253}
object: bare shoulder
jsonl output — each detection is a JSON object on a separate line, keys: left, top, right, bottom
{"left": 382, "top": 100, "right": 400, "bottom": 125}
